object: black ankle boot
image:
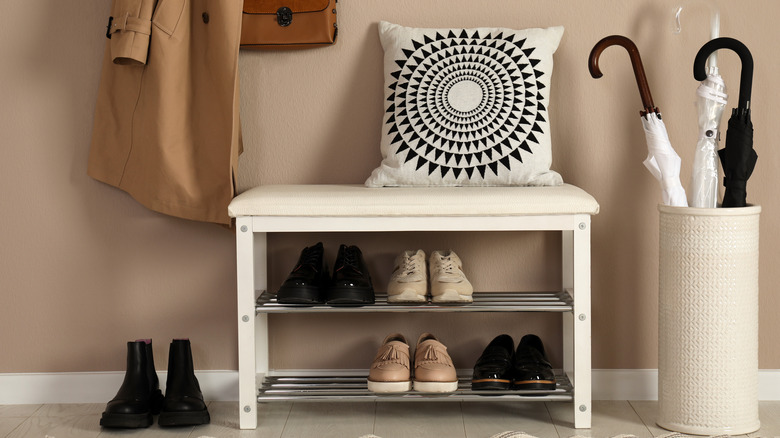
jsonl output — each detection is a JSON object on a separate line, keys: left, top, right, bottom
{"left": 158, "top": 339, "right": 210, "bottom": 427}
{"left": 100, "top": 340, "right": 164, "bottom": 428}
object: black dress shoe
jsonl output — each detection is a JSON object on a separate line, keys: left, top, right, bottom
{"left": 472, "top": 334, "right": 515, "bottom": 390}
{"left": 277, "top": 242, "right": 329, "bottom": 305}
{"left": 326, "top": 244, "right": 375, "bottom": 305}
{"left": 512, "top": 334, "right": 556, "bottom": 390}
{"left": 100, "top": 340, "right": 163, "bottom": 428}
{"left": 158, "top": 339, "right": 210, "bottom": 427}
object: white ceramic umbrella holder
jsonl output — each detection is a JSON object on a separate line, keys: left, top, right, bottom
{"left": 657, "top": 204, "right": 761, "bottom": 435}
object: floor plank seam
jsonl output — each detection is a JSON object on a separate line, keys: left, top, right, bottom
{"left": 543, "top": 402, "right": 562, "bottom": 438}
{"left": 627, "top": 400, "right": 655, "bottom": 437}
{"left": 5, "top": 418, "right": 28, "bottom": 438}
{"left": 278, "top": 401, "right": 294, "bottom": 438}
{"left": 459, "top": 402, "right": 468, "bottom": 438}
{"left": 371, "top": 401, "right": 378, "bottom": 437}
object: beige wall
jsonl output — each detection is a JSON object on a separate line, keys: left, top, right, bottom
{"left": 1, "top": 0, "right": 778, "bottom": 375}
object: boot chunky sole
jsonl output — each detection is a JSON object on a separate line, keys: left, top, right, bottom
{"left": 100, "top": 411, "right": 153, "bottom": 428}
{"left": 158, "top": 408, "right": 210, "bottom": 427}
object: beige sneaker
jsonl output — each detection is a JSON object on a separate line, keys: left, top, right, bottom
{"left": 387, "top": 249, "right": 427, "bottom": 303}
{"left": 367, "top": 333, "right": 412, "bottom": 393}
{"left": 429, "top": 250, "right": 473, "bottom": 303}
{"left": 413, "top": 333, "right": 458, "bottom": 393}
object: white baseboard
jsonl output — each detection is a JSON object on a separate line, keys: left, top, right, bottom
{"left": 592, "top": 369, "right": 659, "bottom": 400}
{"left": 593, "top": 369, "right": 780, "bottom": 401}
{"left": 0, "top": 371, "right": 238, "bottom": 404}
{"left": 2, "top": 369, "right": 779, "bottom": 404}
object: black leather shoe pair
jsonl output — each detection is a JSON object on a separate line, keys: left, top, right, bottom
{"left": 276, "top": 242, "right": 374, "bottom": 306}
{"left": 472, "top": 334, "right": 556, "bottom": 391}
{"left": 100, "top": 339, "right": 209, "bottom": 428}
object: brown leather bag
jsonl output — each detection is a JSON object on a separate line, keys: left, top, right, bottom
{"left": 240, "top": 0, "right": 337, "bottom": 49}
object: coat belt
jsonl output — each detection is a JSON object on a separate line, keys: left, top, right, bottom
{"left": 109, "top": 13, "right": 152, "bottom": 36}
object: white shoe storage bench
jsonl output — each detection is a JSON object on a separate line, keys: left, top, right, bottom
{"left": 229, "top": 184, "right": 599, "bottom": 430}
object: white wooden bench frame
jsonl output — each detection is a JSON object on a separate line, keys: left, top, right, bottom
{"left": 231, "top": 184, "right": 597, "bottom": 430}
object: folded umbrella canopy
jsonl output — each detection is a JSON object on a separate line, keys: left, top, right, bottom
{"left": 674, "top": 1, "right": 727, "bottom": 208}
{"left": 589, "top": 36, "right": 688, "bottom": 207}
{"left": 694, "top": 37, "right": 756, "bottom": 208}
{"left": 689, "top": 72, "right": 727, "bottom": 207}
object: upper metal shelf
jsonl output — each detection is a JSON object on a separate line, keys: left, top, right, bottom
{"left": 255, "top": 290, "right": 573, "bottom": 313}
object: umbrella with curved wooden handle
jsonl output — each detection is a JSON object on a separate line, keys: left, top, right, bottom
{"left": 589, "top": 35, "right": 658, "bottom": 116}
{"left": 588, "top": 35, "right": 688, "bottom": 207}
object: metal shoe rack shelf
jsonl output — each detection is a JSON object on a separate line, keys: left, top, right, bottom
{"left": 254, "top": 291, "right": 575, "bottom": 402}
{"left": 231, "top": 184, "right": 597, "bottom": 430}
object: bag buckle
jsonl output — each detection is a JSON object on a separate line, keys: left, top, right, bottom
{"left": 106, "top": 16, "right": 114, "bottom": 39}
{"left": 276, "top": 7, "right": 292, "bottom": 27}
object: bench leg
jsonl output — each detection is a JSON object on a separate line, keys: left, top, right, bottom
{"left": 563, "top": 216, "right": 592, "bottom": 429}
{"left": 237, "top": 218, "right": 264, "bottom": 429}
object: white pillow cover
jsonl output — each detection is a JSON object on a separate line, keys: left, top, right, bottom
{"left": 366, "top": 21, "right": 564, "bottom": 187}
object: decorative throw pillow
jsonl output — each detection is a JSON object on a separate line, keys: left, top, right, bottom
{"left": 365, "top": 21, "right": 564, "bottom": 187}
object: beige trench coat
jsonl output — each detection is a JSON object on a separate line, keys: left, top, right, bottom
{"left": 89, "top": 0, "right": 243, "bottom": 225}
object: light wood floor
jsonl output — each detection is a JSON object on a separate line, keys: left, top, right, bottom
{"left": 1, "top": 401, "right": 779, "bottom": 438}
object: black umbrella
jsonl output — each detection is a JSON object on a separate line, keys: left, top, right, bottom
{"left": 694, "top": 37, "right": 756, "bottom": 208}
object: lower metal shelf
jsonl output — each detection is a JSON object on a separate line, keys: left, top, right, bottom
{"left": 257, "top": 372, "right": 573, "bottom": 402}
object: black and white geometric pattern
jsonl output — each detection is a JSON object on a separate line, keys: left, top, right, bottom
{"left": 366, "top": 22, "right": 564, "bottom": 187}
{"left": 387, "top": 29, "right": 546, "bottom": 178}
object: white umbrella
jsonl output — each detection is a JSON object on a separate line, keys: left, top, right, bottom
{"left": 674, "top": 1, "right": 726, "bottom": 207}
{"left": 689, "top": 74, "right": 727, "bottom": 207}
{"left": 642, "top": 113, "right": 688, "bottom": 207}
{"left": 589, "top": 35, "right": 688, "bottom": 207}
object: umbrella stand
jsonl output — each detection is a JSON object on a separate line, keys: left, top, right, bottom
{"left": 694, "top": 37, "right": 756, "bottom": 207}
{"left": 588, "top": 36, "right": 687, "bottom": 207}
{"left": 656, "top": 37, "right": 761, "bottom": 436}
{"left": 658, "top": 205, "right": 761, "bottom": 435}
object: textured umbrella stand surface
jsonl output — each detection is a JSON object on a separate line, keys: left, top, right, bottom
{"left": 658, "top": 205, "right": 761, "bottom": 435}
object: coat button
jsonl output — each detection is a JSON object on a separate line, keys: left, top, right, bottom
{"left": 202, "top": 12, "right": 209, "bottom": 23}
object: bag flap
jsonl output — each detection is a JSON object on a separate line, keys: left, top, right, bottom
{"left": 243, "top": 0, "right": 330, "bottom": 14}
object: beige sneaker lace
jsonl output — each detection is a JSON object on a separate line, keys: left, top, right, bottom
{"left": 400, "top": 254, "right": 420, "bottom": 276}
{"left": 440, "top": 255, "right": 457, "bottom": 273}
{"left": 435, "top": 255, "right": 462, "bottom": 279}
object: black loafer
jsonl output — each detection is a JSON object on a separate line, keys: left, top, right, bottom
{"left": 472, "top": 334, "right": 515, "bottom": 390}
{"left": 326, "top": 244, "right": 375, "bottom": 305}
{"left": 277, "top": 242, "right": 329, "bottom": 305}
{"left": 512, "top": 334, "right": 556, "bottom": 390}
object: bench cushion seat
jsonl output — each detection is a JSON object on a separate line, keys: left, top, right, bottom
{"left": 228, "top": 184, "right": 598, "bottom": 218}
